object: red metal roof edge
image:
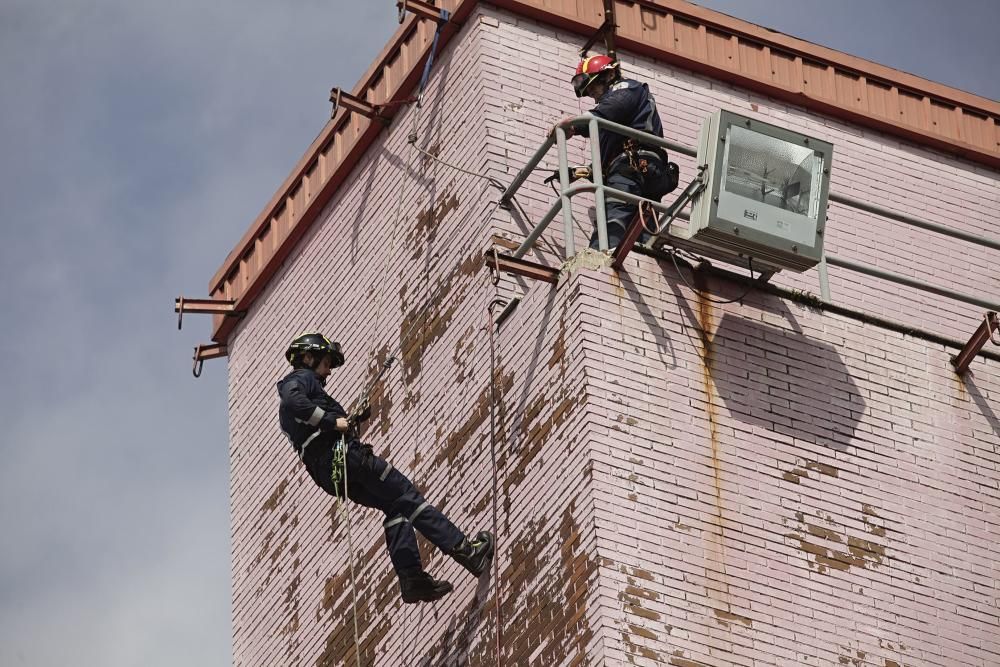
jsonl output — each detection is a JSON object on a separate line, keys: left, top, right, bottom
{"left": 207, "top": 0, "right": 999, "bottom": 343}
{"left": 209, "top": 14, "right": 430, "bottom": 291}
{"left": 658, "top": 0, "right": 998, "bottom": 115}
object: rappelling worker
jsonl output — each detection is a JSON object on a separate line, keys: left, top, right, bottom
{"left": 277, "top": 332, "right": 495, "bottom": 604}
{"left": 555, "top": 54, "right": 678, "bottom": 249}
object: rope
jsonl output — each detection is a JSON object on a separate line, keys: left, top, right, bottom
{"left": 333, "top": 432, "right": 362, "bottom": 667}
{"left": 486, "top": 294, "right": 508, "bottom": 667}
{"left": 638, "top": 201, "right": 662, "bottom": 236}
{"left": 411, "top": 141, "right": 566, "bottom": 260}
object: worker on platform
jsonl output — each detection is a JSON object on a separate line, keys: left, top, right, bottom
{"left": 555, "top": 54, "right": 677, "bottom": 249}
{"left": 276, "top": 332, "right": 495, "bottom": 604}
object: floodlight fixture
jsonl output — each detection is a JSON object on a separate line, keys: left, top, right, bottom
{"left": 674, "top": 110, "right": 834, "bottom": 273}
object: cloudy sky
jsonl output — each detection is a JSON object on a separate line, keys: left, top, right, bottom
{"left": 0, "top": 1, "right": 996, "bottom": 665}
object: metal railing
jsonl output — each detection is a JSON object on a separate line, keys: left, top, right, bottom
{"left": 499, "top": 113, "right": 1000, "bottom": 314}
{"left": 500, "top": 114, "right": 693, "bottom": 256}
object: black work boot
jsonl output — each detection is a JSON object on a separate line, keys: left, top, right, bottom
{"left": 398, "top": 568, "right": 453, "bottom": 604}
{"left": 450, "top": 531, "right": 495, "bottom": 578}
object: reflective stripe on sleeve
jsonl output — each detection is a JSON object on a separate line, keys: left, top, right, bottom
{"left": 307, "top": 407, "right": 325, "bottom": 426}
{"left": 379, "top": 461, "right": 393, "bottom": 482}
{"left": 383, "top": 516, "right": 407, "bottom": 528}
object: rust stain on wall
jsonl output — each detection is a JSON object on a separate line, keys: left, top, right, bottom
{"left": 313, "top": 541, "right": 397, "bottom": 667}
{"left": 262, "top": 478, "right": 289, "bottom": 512}
{"left": 399, "top": 252, "right": 479, "bottom": 384}
{"left": 430, "top": 368, "right": 514, "bottom": 471}
{"left": 405, "top": 190, "right": 460, "bottom": 260}
{"left": 694, "top": 280, "right": 725, "bottom": 527}
{"left": 691, "top": 274, "right": 740, "bottom": 648}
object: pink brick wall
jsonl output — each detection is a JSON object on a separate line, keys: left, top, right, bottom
{"left": 478, "top": 9, "right": 1000, "bottom": 344}
{"left": 227, "top": 5, "right": 999, "bottom": 665}
{"left": 574, "top": 260, "right": 1000, "bottom": 667}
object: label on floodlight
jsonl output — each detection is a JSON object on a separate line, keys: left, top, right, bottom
{"left": 744, "top": 209, "right": 758, "bottom": 220}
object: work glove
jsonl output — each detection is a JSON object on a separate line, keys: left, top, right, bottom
{"left": 543, "top": 164, "right": 592, "bottom": 185}
{"left": 345, "top": 400, "right": 372, "bottom": 438}
{"left": 352, "top": 400, "right": 372, "bottom": 424}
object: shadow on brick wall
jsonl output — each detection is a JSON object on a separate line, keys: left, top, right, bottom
{"left": 709, "top": 309, "right": 866, "bottom": 453}
{"left": 963, "top": 373, "right": 1000, "bottom": 444}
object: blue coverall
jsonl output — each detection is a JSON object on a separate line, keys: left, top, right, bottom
{"left": 277, "top": 368, "right": 464, "bottom": 573}
{"left": 574, "top": 77, "right": 669, "bottom": 248}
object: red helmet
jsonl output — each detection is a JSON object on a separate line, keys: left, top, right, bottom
{"left": 572, "top": 54, "right": 619, "bottom": 97}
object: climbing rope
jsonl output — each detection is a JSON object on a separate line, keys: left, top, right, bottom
{"left": 486, "top": 292, "right": 509, "bottom": 667}
{"left": 331, "top": 432, "right": 362, "bottom": 667}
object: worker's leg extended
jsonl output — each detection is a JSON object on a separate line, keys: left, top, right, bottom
{"left": 348, "top": 442, "right": 494, "bottom": 577}
{"left": 342, "top": 443, "right": 455, "bottom": 603}
{"left": 345, "top": 442, "right": 464, "bottom": 555}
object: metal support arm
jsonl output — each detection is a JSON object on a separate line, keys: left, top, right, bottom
{"left": 951, "top": 311, "right": 1000, "bottom": 374}
{"left": 397, "top": 0, "right": 459, "bottom": 24}
{"left": 175, "top": 297, "right": 241, "bottom": 330}
{"left": 330, "top": 88, "right": 387, "bottom": 122}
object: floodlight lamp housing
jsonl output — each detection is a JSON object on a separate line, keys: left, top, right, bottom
{"left": 682, "top": 110, "right": 834, "bottom": 273}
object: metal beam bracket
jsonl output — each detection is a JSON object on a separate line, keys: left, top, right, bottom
{"left": 193, "top": 343, "right": 228, "bottom": 378}
{"left": 611, "top": 201, "right": 656, "bottom": 269}
{"left": 175, "top": 296, "right": 242, "bottom": 330}
{"left": 330, "top": 88, "right": 393, "bottom": 123}
{"left": 951, "top": 311, "right": 1000, "bottom": 374}
{"left": 484, "top": 249, "right": 560, "bottom": 284}
{"left": 397, "top": 0, "right": 458, "bottom": 25}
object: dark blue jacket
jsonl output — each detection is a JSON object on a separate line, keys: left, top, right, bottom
{"left": 576, "top": 78, "right": 664, "bottom": 167}
{"left": 277, "top": 368, "right": 348, "bottom": 452}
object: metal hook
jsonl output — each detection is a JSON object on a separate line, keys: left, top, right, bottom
{"left": 490, "top": 247, "right": 501, "bottom": 286}
{"left": 396, "top": 0, "right": 405, "bottom": 24}
{"left": 192, "top": 346, "right": 204, "bottom": 378}
{"left": 177, "top": 296, "right": 184, "bottom": 330}
{"left": 988, "top": 311, "right": 1000, "bottom": 346}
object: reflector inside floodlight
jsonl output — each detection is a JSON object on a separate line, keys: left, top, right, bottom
{"left": 722, "top": 125, "right": 823, "bottom": 218}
